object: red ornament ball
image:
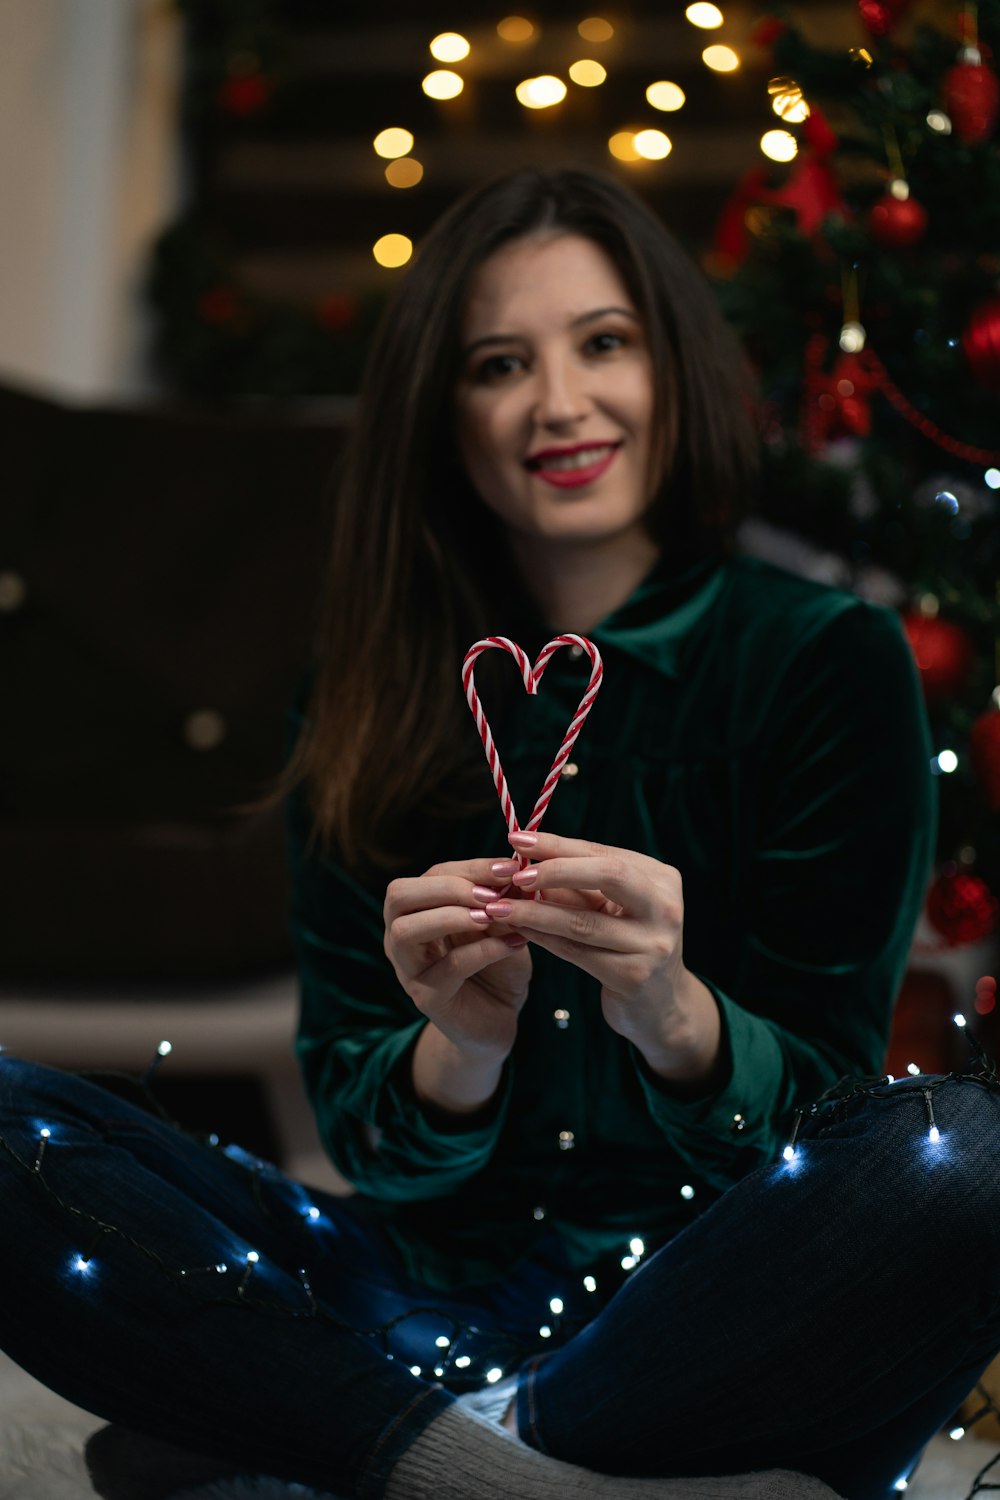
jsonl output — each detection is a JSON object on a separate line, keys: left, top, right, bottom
{"left": 962, "top": 297, "right": 1000, "bottom": 390}
{"left": 975, "top": 974, "right": 998, "bottom": 1015}
{"left": 970, "top": 707, "right": 1000, "bottom": 810}
{"left": 858, "top": 0, "right": 910, "bottom": 37}
{"left": 217, "top": 72, "right": 271, "bottom": 118}
{"left": 944, "top": 52, "right": 999, "bottom": 145}
{"left": 926, "top": 867, "right": 999, "bottom": 947}
{"left": 869, "top": 192, "right": 927, "bottom": 248}
{"left": 900, "top": 611, "right": 975, "bottom": 703}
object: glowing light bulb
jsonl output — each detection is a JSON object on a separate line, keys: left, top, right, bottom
{"left": 680, "top": 1184, "right": 695, "bottom": 1200}
{"left": 422, "top": 70, "right": 463, "bottom": 100}
{"left": 246, "top": 1250, "right": 260, "bottom": 1264}
{"left": 549, "top": 1297, "right": 564, "bottom": 1314}
{"left": 633, "top": 129, "right": 672, "bottom": 160}
{"left": 703, "top": 45, "right": 740, "bottom": 72}
{"left": 621, "top": 1254, "right": 637, "bottom": 1269}
{"left": 305, "top": 1206, "right": 320, "bottom": 1221}
{"left": 72, "top": 1255, "right": 91, "bottom": 1274}
{"left": 497, "top": 16, "right": 535, "bottom": 42}
{"left": 40, "top": 1127, "right": 51, "bottom": 1139}
{"left": 608, "top": 131, "right": 641, "bottom": 162}
{"left": 984, "top": 468, "right": 1000, "bottom": 489}
{"left": 569, "top": 59, "right": 607, "bottom": 86}
{"left": 434, "top": 1365, "right": 444, "bottom": 1376}
{"left": 373, "top": 234, "right": 413, "bottom": 269}
{"left": 894, "top": 1479, "right": 908, "bottom": 1492}
{"left": 927, "top": 109, "right": 951, "bottom": 133}
{"left": 950, "top": 1426, "right": 965, "bottom": 1440}
{"left": 385, "top": 153, "right": 423, "bottom": 186}
{"left": 761, "top": 129, "right": 797, "bottom": 162}
{"left": 686, "top": 3, "right": 723, "bottom": 26}
{"left": 486, "top": 1367, "right": 504, "bottom": 1383}
{"left": 647, "top": 81, "right": 685, "bottom": 111}
{"left": 782, "top": 1145, "right": 796, "bottom": 1162}
{"left": 578, "top": 17, "right": 614, "bottom": 42}
{"left": 373, "top": 127, "right": 414, "bottom": 160}
{"left": 629, "top": 1237, "right": 645, "bottom": 1256}
{"left": 215, "top": 1263, "right": 228, "bottom": 1273}
{"left": 583, "top": 1275, "right": 597, "bottom": 1291}
{"left": 906, "top": 1063, "right": 921, "bottom": 1076}
{"left": 410, "top": 1365, "right": 422, "bottom": 1376}
{"left": 157, "top": 1040, "right": 172, "bottom": 1057}
{"left": 928, "top": 1126, "right": 941, "bottom": 1143}
{"left": 455, "top": 1355, "right": 472, "bottom": 1368}
{"left": 769, "top": 77, "right": 809, "bottom": 123}
{"left": 429, "top": 32, "right": 469, "bottom": 63}
{"left": 953, "top": 1013, "right": 968, "bottom": 1029}
{"left": 936, "top": 749, "right": 958, "bottom": 774}
{"left": 539, "top": 1324, "right": 552, "bottom": 1337}
{"left": 515, "top": 75, "right": 567, "bottom": 108}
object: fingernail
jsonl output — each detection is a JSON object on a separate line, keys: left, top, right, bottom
{"left": 485, "top": 900, "right": 513, "bottom": 918}
{"left": 502, "top": 933, "right": 529, "bottom": 948}
{"left": 472, "top": 884, "right": 499, "bottom": 903}
{"left": 512, "top": 867, "right": 538, "bottom": 887}
{"left": 469, "top": 909, "right": 491, "bottom": 926}
{"left": 490, "top": 859, "right": 519, "bottom": 877}
{"left": 509, "top": 831, "right": 537, "bottom": 849}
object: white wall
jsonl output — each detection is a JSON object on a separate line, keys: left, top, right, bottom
{"left": 0, "top": 0, "right": 183, "bottom": 401}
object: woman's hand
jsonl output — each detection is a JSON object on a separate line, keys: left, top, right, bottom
{"left": 494, "top": 831, "right": 724, "bottom": 1091}
{"left": 384, "top": 858, "right": 533, "bottom": 1113}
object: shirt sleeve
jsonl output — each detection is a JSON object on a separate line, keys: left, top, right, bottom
{"left": 635, "top": 600, "right": 937, "bottom": 1184}
{"left": 286, "top": 732, "right": 513, "bottom": 1203}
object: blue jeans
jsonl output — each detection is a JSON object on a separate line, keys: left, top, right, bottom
{"left": 0, "top": 1056, "right": 998, "bottom": 1500}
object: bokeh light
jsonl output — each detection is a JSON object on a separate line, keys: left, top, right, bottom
{"left": 569, "top": 59, "right": 607, "bottom": 86}
{"left": 385, "top": 158, "right": 424, "bottom": 188}
{"left": 497, "top": 16, "right": 535, "bottom": 42}
{"left": 516, "top": 75, "right": 567, "bottom": 108}
{"left": 702, "top": 44, "right": 740, "bottom": 72}
{"left": 578, "top": 17, "right": 614, "bottom": 42}
{"left": 769, "top": 77, "right": 810, "bottom": 123}
{"left": 373, "top": 234, "right": 413, "bottom": 268}
{"left": 422, "top": 70, "right": 464, "bottom": 99}
{"left": 761, "top": 129, "right": 798, "bottom": 161}
{"left": 429, "top": 32, "right": 470, "bottom": 62}
{"left": 646, "top": 81, "right": 685, "bottom": 111}
{"left": 373, "top": 128, "right": 414, "bottom": 159}
{"left": 633, "top": 128, "right": 672, "bottom": 160}
{"left": 686, "top": 3, "right": 723, "bottom": 27}
{"left": 608, "top": 130, "right": 641, "bottom": 161}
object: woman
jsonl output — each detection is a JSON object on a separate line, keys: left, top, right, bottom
{"left": 0, "top": 167, "right": 995, "bottom": 1500}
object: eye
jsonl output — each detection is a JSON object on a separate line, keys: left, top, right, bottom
{"left": 586, "top": 330, "right": 627, "bottom": 355}
{"left": 475, "top": 352, "right": 525, "bottom": 381}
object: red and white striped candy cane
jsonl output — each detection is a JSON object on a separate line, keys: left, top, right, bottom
{"left": 462, "top": 635, "right": 604, "bottom": 866}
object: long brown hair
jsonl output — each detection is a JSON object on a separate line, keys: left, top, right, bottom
{"left": 285, "top": 166, "right": 760, "bottom": 873}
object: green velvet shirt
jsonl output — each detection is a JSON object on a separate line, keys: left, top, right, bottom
{"left": 288, "top": 554, "right": 936, "bottom": 1293}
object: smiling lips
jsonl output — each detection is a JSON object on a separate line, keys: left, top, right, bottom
{"left": 525, "top": 441, "right": 622, "bottom": 489}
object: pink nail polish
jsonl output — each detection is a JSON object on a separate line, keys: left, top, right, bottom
{"left": 472, "top": 884, "right": 499, "bottom": 903}
{"left": 509, "top": 831, "right": 538, "bottom": 849}
{"left": 512, "top": 866, "right": 538, "bottom": 887}
{"left": 469, "top": 909, "right": 491, "bottom": 925}
{"left": 485, "top": 900, "right": 513, "bottom": 918}
{"left": 490, "top": 859, "right": 519, "bottom": 877}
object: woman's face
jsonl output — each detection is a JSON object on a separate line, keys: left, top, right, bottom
{"left": 452, "top": 233, "right": 658, "bottom": 552}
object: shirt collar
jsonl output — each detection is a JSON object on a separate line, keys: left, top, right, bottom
{"left": 590, "top": 555, "right": 726, "bottom": 680}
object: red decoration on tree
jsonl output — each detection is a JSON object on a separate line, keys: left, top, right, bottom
{"left": 970, "top": 707, "right": 1000, "bottom": 810}
{"left": 926, "top": 866, "right": 999, "bottom": 947}
{"left": 943, "top": 49, "right": 999, "bottom": 145}
{"left": 858, "top": 0, "right": 910, "bottom": 38}
{"left": 217, "top": 71, "right": 272, "bottom": 118}
{"left": 752, "top": 17, "right": 786, "bottom": 50}
{"left": 962, "top": 297, "right": 1000, "bottom": 390}
{"left": 900, "top": 611, "right": 975, "bottom": 702}
{"left": 869, "top": 189, "right": 928, "bottom": 248}
{"left": 975, "top": 975, "right": 998, "bottom": 1015}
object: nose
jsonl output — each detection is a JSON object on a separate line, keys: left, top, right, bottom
{"left": 532, "top": 351, "right": 591, "bottom": 428}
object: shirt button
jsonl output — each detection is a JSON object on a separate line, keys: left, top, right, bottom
{"left": 560, "top": 762, "right": 579, "bottom": 779}
{"left": 732, "top": 1113, "right": 747, "bottom": 1132}
{"left": 558, "top": 1130, "right": 575, "bottom": 1151}
{"left": 568, "top": 643, "right": 584, "bottom": 660}
{"left": 553, "top": 1009, "right": 570, "bottom": 1029}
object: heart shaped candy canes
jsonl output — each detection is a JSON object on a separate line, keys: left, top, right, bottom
{"left": 462, "top": 635, "right": 604, "bottom": 853}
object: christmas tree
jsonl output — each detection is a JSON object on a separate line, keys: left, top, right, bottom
{"left": 712, "top": 0, "right": 1000, "bottom": 988}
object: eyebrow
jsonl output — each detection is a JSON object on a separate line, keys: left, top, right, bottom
{"left": 460, "top": 305, "right": 640, "bottom": 361}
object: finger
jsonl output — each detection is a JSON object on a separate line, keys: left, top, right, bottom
{"left": 385, "top": 866, "right": 516, "bottom": 921}
{"left": 413, "top": 932, "right": 529, "bottom": 1000}
{"left": 488, "top": 894, "right": 637, "bottom": 953}
{"left": 505, "top": 925, "right": 630, "bottom": 990}
{"left": 390, "top": 905, "right": 498, "bottom": 972}
{"left": 510, "top": 854, "right": 670, "bottom": 921}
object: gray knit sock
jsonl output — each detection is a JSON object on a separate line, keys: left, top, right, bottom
{"left": 385, "top": 1404, "right": 843, "bottom": 1500}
